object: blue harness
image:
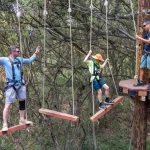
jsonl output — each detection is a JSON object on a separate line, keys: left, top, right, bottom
{"left": 5, "top": 57, "right": 24, "bottom": 91}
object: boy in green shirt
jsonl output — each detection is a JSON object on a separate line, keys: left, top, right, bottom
{"left": 84, "top": 50, "right": 114, "bottom": 109}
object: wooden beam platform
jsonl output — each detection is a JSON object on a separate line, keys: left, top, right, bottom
{"left": 0, "top": 122, "right": 33, "bottom": 136}
{"left": 119, "top": 79, "right": 150, "bottom": 96}
{"left": 39, "top": 109, "right": 79, "bottom": 122}
{"left": 90, "top": 96, "right": 123, "bottom": 122}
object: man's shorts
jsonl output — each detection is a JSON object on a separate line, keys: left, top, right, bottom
{"left": 5, "top": 86, "right": 26, "bottom": 104}
{"left": 140, "top": 53, "right": 150, "bottom": 69}
{"left": 93, "top": 78, "right": 105, "bottom": 91}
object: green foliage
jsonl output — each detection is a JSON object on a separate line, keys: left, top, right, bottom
{"left": 147, "top": 138, "right": 150, "bottom": 150}
{"left": 0, "top": 0, "right": 145, "bottom": 149}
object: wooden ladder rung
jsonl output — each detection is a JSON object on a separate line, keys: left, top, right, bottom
{"left": 39, "top": 109, "right": 79, "bottom": 122}
{"left": 0, "top": 122, "right": 33, "bottom": 136}
{"left": 90, "top": 96, "right": 123, "bottom": 122}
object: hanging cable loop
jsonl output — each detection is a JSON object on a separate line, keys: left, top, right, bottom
{"left": 89, "top": 0, "right": 97, "bottom": 149}
{"left": 104, "top": 0, "right": 119, "bottom": 96}
{"left": 42, "top": 0, "right": 47, "bottom": 108}
{"left": 68, "top": 0, "right": 75, "bottom": 116}
{"left": 16, "top": 2, "right": 21, "bottom": 18}
{"left": 16, "top": 0, "right": 28, "bottom": 119}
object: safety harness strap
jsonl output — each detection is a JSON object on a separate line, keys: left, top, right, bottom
{"left": 92, "top": 61, "right": 102, "bottom": 79}
{"left": 7, "top": 57, "right": 23, "bottom": 82}
{"left": 144, "top": 49, "right": 150, "bottom": 54}
{"left": 5, "top": 57, "right": 24, "bottom": 92}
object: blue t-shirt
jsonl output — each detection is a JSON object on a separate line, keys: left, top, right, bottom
{"left": 144, "top": 32, "right": 150, "bottom": 52}
{"left": 0, "top": 55, "right": 36, "bottom": 84}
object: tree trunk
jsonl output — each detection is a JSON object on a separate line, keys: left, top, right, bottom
{"left": 133, "top": 96, "right": 148, "bottom": 150}
{"left": 143, "top": 1, "right": 150, "bottom": 83}
{"left": 133, "top": 1, "right": 148, "bottom": 150}
{"left": 136, "top": 0, "right": 144, "bottom": 77}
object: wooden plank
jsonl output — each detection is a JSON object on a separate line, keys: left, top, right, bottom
{"left": 39, "top": 109, "right": 79, "bottom": 122}
{"left": 0, "top": 122, "right": 33, "bottom": 136}
{"left": 119, "top": 79, "right": 150, "bottom": 96}
{"left": 119, "top": 79, "right": 149, "bottom": 91}
{"left": 90, "top": 96, "right": 123, "bottom": 122}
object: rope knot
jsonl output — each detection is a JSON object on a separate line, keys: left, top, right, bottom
{"left": 16, "top": 11, "right": 21, "bottom": 18}
{"left": 104, "top": 0, "right": 108, "bottom": 6}
{"left": 68, "top": 8, "right": 72, "bottom": 13}
{"left": 89, "top": 4, "right": 94, "bottom": 10}
{"left": 43, "top": 10, "right": 48, "bottom": 17}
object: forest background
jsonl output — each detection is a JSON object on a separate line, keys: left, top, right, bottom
{"left": 0, "top": 0, "right": 148, "bottom": 150}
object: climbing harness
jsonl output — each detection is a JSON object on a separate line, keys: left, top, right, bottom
{"left": 88, "top": 60, "right": 102, "bottom": 85}
{"left": 5, "top": 57, "right": 24, "bottom": 92}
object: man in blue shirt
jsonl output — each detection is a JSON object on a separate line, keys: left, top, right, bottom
{"left": 1, "top": 45, "right": 40, "bottom": 131}
{"left": 134, "top": 20, "right": 150, "bottom": 86}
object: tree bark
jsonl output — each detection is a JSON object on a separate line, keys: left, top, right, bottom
{"left": 133, "top": 1, "right": 148, "bottom": 150}
{"left": 136, "top": 0, "right": 144, "bottom": 77}
{"left": 133, "top": 96, "right": 148, "bottom": 150}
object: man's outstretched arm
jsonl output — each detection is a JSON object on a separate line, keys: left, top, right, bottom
{"left": 22, "top": 46, "right": 40, "bottom": 64}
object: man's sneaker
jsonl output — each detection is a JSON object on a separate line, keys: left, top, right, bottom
{"left": 19, "top": 120, "right": 32, "bottom": 125}
{"left": 133, "top": 81, "right": 144, "bottom": 86}
{"left": 104, "top": 99, "right": 114, "bottom": 105}
{"left": 99, "top": 103, "right": 106, "bottom": 110}
{"left": 2, "top": 124, "right": 8, "bottom": 132}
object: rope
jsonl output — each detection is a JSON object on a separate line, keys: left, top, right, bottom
{"left": 89, "top": 1, "right": 97, "bottom": 150}
{"left": 16, "top": 0, "right": 28, "bottom": 120}
{"left": 68, "top": 0, "right": 75, "bottom": 116}
{"left": 42, "top": 0, "right": 47, "bottom": 108}
{"left": 89, "top": 0, "right": 95, "bottom": 116}
{"left": 104, "top": 0, "right": 119, "bottom": 97}
{"left": 129, "top": 0, "right": 138, "bottom": 81}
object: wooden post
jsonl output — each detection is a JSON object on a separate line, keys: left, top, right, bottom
{"left": 133, "top": 1, "right": 149, "bottom": 150}
{"left": 135, "top": 0, "right": 144, "bottom": 77}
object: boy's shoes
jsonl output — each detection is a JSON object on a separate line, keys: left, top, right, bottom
{"left": 99, "top": 103, "right": 106, "bottom": 110}
{"left": 104, "top": 99, "right": 114, "bottom": 105}
{"left": 133, "top": 81, "right": 144, "bottom": 86}
{"left": 2, "top": 124, "right": 8, "bottom": 132}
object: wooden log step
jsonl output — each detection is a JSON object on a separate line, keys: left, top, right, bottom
{"left": 0, "top": 122, "right": 33, "bottom": 136}
{"left": 90, "top": 96, "right": 123, "bottom": 122}
{"left": 39, "top": 109, "right": 79, "bottom": 122}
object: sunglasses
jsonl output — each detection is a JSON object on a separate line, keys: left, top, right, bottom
{"left": 143, "top": 24, "right": 149, "bottom": 27}
{"left": 15, "top": 51, "right": 20, "bottom": 53}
